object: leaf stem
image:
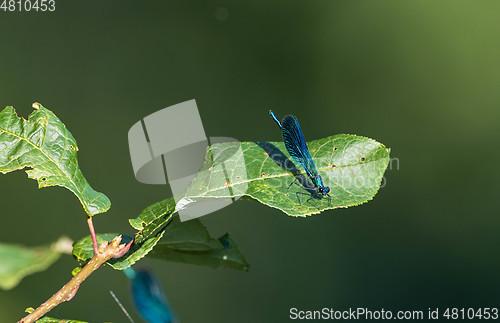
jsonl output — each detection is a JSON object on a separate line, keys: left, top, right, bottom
{"left": 18, "top": 235, "right": 129, "bottom": 323}
{"left": 87, "top": 216, "right": 99, "bottom": 255}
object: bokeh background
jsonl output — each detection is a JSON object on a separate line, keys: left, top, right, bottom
{"left": 1, "top": 1, "right": 500, "bottom": 322}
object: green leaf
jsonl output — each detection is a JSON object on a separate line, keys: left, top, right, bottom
{"left": 74, "top": 213, "right": 249, "bottom": 270}
{"left": 145, "top": 215, "right": 249, "bottom": 270}
{"left": 74, "top": 193, "right": 250, "bottom": 271}
{"left": 148, "top": 232, "right": 249, "bottom": 271}
{"left": 24, "top": 308, "right": 88, "bottom": 323}
{"left": 72, "top": 233, "right": 119, "bottom": 261}
{"left": 0, "top": 103, "right": 110, "bottom": 216}
{"left": 162, "top": 215, "right": 223, "bottom": 251}
{"left": 179, "top": 135, "right": 390, "bottom": 216}
{"left": 0, "top": 239, "right": 62, "bottom": 290}
{"left": 72, "top": 231, "right": 165, "bottom": 270}
{"left": 71, "top": 266, "right": 82, "bottom": 276}
{"left": 129, "top": 197, "right": 176, "bottom": 244}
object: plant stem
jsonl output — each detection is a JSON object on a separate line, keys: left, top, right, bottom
{"left": 87, "top": 216, "right": 99, "bottom": 255}
{"left": 18, "top": 235, "right": 129, "bottom": 323}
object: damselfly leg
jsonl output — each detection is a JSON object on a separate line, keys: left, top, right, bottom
{"left": 287, "top": 175, "right": 331, "bottom": 209}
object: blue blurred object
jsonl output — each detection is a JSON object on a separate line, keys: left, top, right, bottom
{"left": 124, "top": 267, "right": 177, "bottom": 323}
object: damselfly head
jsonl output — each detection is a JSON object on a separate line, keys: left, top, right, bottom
{"left": 319, "top": 186, "right": 330, "bottom": 195}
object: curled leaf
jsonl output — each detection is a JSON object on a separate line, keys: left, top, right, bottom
{"left": 129, "top": 197, "right": 176, "bottom": 244}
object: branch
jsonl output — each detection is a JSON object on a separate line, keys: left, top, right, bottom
{"left": 18, "top": 235, "right": 131, "bottom": 323}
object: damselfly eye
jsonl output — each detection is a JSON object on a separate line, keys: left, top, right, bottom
{"left": 319, "top": 187, "right": 330, "bottom": 195}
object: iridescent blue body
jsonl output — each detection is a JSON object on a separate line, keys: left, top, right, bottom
{"left": 124, "top": 267, "right": 176, "bottom": 323}
{"left": 269, "top": 110, "right": 331, "bottom": 197}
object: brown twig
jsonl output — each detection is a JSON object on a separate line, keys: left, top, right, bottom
{"left": 18, "top": 235, "right": 130, "bottom": 323}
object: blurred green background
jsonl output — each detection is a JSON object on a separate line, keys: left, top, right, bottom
{"left": 1, "top": 1, "right": 500, "bottom": 322}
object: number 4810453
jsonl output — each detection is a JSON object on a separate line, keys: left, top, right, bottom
{"left": 0, "top": 0, "right": 56, "bottom": 12}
